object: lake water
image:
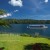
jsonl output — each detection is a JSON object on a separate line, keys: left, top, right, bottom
{"left": 0, "top": 24, "right": 50, "bottom": 37}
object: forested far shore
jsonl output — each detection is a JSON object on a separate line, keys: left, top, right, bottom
{"left": 0, "top": 19, "right": 50, "bottom": 25}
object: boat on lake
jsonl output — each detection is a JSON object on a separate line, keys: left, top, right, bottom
{"left": 27, "top": 25, "right": 48, "bottom": 29}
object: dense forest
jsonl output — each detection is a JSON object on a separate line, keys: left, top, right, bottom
{"left": 0, "top": 19, "right": 50, "bottom": 25}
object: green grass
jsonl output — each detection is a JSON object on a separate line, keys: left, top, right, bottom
{"left": 0, "top": 34, "right": 50, "bottom": 50}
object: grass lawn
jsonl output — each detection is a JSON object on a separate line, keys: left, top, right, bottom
{"left": 0, "top": 34, "right": 50, "bottom": 50}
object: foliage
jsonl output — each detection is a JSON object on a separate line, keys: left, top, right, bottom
{"left": 20, "top": 33, "right": 32, "bottom": 37}
{"left": 0, "top": 9, "right": 6, "bottom": 15}
{"left": 0, "top": 19, "right": 50, "bottom": 24}
{"left": 24, "top": 43, "right": 50, "bottom": 50}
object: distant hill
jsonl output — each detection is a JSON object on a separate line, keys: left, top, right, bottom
{"left": 0, "top": 19, "right": 50, "bottom": 25}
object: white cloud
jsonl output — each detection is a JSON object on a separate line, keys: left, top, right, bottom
{"left": 0, "top": 13, "right": 11, "bottom": 18}
{"left": 8, "top": 0, "right": 23, "bottom": 7}
{"left": 44, "top": 0, "right": 48, "bottom": 3}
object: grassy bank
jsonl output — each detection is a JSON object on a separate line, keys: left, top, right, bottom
{"left": 0, "top": 34, "right": 50, "bottom": 50}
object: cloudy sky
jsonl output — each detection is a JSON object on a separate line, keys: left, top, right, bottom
{"left": 0, "top": 0, "right": 50, "bottom": 20}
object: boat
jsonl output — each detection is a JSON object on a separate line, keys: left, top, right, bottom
{"left": 27, "top": 25, "right": 48, "bottom": 29}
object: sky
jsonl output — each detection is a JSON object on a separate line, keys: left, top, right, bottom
{"left": 0, "top": 0, "right": 50, "bottom": 20}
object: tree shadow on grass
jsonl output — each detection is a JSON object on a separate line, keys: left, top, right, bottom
{"left": 24, "top": 43, "right": 50, "bottom": 50}
{"left": 0, "top": 47, "right": 5, "bottom": 50}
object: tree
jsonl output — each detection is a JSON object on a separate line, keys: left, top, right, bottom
{"left": 0, "top": 9, "right": 6, "bottom": 15}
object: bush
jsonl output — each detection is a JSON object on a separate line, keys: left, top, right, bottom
{"left": 24, "top": 43, "right": 50, "bottom": 50}
{"left": 20, "top": 33, "right": 32, "bottom": 37}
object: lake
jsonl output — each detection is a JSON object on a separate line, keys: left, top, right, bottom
{"left": 0, "top": 24, "right": 50, "bottom": 37}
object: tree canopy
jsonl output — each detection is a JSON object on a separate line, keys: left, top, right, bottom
{"left": 0, "top": 9, "right": 6, "bottom": 15}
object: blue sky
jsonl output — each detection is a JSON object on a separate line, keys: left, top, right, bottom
{"left": 0, "top": 0, "right": 50, "bottom": 20}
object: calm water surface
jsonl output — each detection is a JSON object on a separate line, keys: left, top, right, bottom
{"left": 0, "top": 24, "right": 50, "bottom": 37}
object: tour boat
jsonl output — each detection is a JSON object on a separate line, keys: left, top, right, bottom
{"left": 27, "top": 25, "right": 48, "bottom": 29}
